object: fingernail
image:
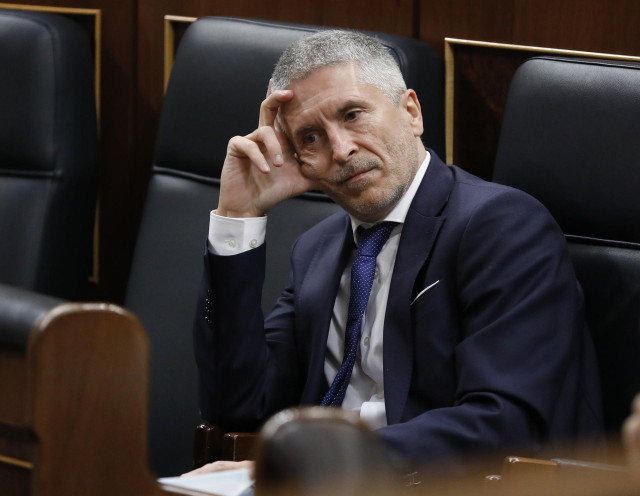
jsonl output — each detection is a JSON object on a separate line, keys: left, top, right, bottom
{"left": 274, "top": 154, "right": 283, "bottom": 165}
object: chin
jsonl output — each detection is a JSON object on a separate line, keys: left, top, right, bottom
{"left": 343, "top": 191, "right": 400, "bottom": 223}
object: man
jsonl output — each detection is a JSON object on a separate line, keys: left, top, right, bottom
{"left": 193, "top": 30, "right": 602, "bottom": 471}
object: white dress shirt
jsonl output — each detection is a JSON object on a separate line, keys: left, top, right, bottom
{"left": 208, "top": 152, "right": 430, "bottom": 429}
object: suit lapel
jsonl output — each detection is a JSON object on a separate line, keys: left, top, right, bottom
{"left": 384, "top": 152, "right": 452, "bottom": 424}
{"left": 298, "top": 216, "right": 353, "bottom": 404}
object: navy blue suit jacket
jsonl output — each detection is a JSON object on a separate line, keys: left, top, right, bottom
{"left": 194, "top": 152, "right": 602, "bottom": 463}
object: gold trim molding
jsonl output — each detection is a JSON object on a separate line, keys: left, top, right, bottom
{"left": 0, "top": 453, "right": 33, "bottom": 470}
{"left": 164, "top": 15, "right": 197, "bottom": 92}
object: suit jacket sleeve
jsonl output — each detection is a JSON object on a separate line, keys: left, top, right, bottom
{"left": 193, "top": 241, "right": 303, "bottom": 431}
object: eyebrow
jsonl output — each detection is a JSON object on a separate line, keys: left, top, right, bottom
{"left": 294, "top": 124, "right": 317, "bottom": 141}
{"left": 292, "top": 98, "right": 368, "bottom": 141}
{"left": 336, "top": 98, "right": 368, "bottom": 116}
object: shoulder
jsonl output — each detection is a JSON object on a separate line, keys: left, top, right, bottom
{"left": 447, "top": 165, "right": 555, "bottom": 224}
{"left": 443, "top": 167, "right": 569, "bottom": 264}
{"left": 450, "top": 166, "right": 540, "bottom": 206}
{"left": 416, "top": 165, "right": 569, "bottom": 265}
{"left": 413, "top": 153, "right": 550, "bottom": 224}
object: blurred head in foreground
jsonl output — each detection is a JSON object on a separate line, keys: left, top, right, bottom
{"left": 253, "top": 407, "right": 400, "bottom": 496}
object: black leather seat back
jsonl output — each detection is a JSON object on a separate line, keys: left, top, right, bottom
{"left": 568, "top": 241, "right": 640, "bottom": 431}
{"left": 0, "top": 283, "right": 62, "bottom": 353}
{"left": 126, "top": 16, "right": 444, "bottom": 476}
{"left": 493, "top": 57, "right": 640, "bottom": 432}
{"left": 0, "top": 9, "right": 98, "bottom": 299}
{"left": 125, "top": 172, "right": 219, "bottom": 477}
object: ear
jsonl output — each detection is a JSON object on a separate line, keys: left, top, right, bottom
{"left": 400, "top": 89, "right": 424, "bottom": 137}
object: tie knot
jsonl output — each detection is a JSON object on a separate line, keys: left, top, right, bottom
{"left": 356, "top": 221, "right": 397, "bottom": 258}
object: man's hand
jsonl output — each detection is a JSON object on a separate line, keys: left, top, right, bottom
{"left": 623, "top": 394, "right": 640, "bottom": 474}
{"left": 181, "top": 460, "right": 255, "bottom": 478}
{"left": 217, "top": 87, "right": 315, "bottom": 218}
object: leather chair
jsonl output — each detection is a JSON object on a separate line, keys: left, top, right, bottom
{"left": 493, "top": 56, "right": 640, "bottom": 436}
{"left": 0, "top": 9, "right": 98, "bottom": 300}
{"left": 490, "top": 56, "right": 640, "bottom": 481}
{"left": 126, "top": 16, "right": 444, "bottom": 476}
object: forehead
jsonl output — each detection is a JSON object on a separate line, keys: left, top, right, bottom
{"left": 279, "top": 63, "right": 390, "bottom": 133}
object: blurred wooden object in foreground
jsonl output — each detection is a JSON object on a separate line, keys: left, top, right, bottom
{"left": 0, "top": 284, "right": 179, "bottom": 496}
{"left": 2, "top": 281, "right": 640, "bottom": 496}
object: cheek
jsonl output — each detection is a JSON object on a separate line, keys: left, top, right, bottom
{"left": 300, "top": 164, "right": 318, "bottom": 179}
{"left": 300, "top": 162, "right": 328, "bottom": 183}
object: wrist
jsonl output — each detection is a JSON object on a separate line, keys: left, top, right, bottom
{"left": 215, "top": 207, "right": 265, "bottom": 218}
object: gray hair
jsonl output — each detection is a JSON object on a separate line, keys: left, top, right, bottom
{"left": 271, "top": 30, "right": 407, "bottom": 105}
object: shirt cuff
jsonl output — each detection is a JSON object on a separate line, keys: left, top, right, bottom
{"left": 208, "top": 211, "right": 267, "bottom": 256}
{"left": 360, "top": 397, "right": 387, "bottom": 430}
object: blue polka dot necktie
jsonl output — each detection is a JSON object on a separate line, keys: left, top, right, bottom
{"left": 321, "top": 221, "right": 398, "bottom": 407}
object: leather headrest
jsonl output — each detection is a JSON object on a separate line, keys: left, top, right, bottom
{"left": 0, "top": 9, "right": 95, "bottom": 174}
{"left": 493, "top": 57, "right": 640, "bottom": 244}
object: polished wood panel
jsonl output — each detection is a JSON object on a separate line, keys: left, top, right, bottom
{"left": 0, "top": 350, "right": 27, "bottom": 425}
{"left": 421, "top": 0, "right": 640, "bottom": 59}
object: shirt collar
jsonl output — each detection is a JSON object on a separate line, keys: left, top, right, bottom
{"left": 349, "top": 151, "right": 431, "bottom": 239}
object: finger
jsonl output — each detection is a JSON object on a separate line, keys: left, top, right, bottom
{"left": 266, "top": 78, "right": 272, "bottom": 98}
{"left": 253, "top": 126, "right": 285, "bottom": 166}
{"left": 624, "top": 415, "right": 640, "bottom": 472}
{"left": 181, "top": 461, "right": 239, "bottom": 477}
{"left": 259, "top": 89, "right": 293, "bottom": 127}
{"left": 624, "top": 414, "right": 640, "bottom": 449}
{"left": 228, "top": 135, "right": 271, "bottom": 173}
{"left": 272, "top": 119, "right": 299, "bottom": 163}
{"left": 180, "top": 463, "right": 213, "bottom": 477}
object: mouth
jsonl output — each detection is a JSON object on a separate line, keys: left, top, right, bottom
{"left": 334, "top": 162, "right": 378, "bottom": 186}
{"left": 343, "top": 168, "right": 373, "bottom": 184}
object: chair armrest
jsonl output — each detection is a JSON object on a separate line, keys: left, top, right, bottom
{"left": 193, "top": 424, "right": 258, "bottom": 468}
{"left": 222, "top": 432, "right": 258, "bottom": 462}
{"left": 193, "top": 424, "right": 225, "bottom": 468}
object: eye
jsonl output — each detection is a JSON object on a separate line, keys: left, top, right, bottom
{"left": 302, "top": 133, "right": 319, "bottom": 146}
{"left": 345, "top": 110, "right": 361, "bottom": 122}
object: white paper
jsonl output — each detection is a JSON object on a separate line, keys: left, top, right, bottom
{"left": 159, "top": 468, "right": 253, "bottom": 496}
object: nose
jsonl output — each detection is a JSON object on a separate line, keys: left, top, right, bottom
{"left": 328, "top": 127, "right": 357, "bottom": 164}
